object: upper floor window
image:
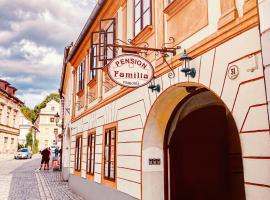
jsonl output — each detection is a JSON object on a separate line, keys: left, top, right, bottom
{"left": 104, "top": 127, "right": 116, "bottom": 180}
{"left": 51, "top": 106, "right": 55, "bottom": 111}
{"left": 89, "top": 32, "right": 98, "bottom": 81}
{"left": 50, "top": 117, "right": 55, "bottom": 123}
{"left": 78, "top": 61, "right": 85, "bottom": 92}
{"left": 134, "top": 0, "right": 152, "bottom": 36}
{"left": 99, "top": 18, "right": 116, "bottom": 66}
{"left": 54, "top": 128, "right": 58, "bottom": 134}
{"left": 87, "top": 132, "right": 96, "bottom": 175}
{"left": 4, "top": 137, "right": 8, "bottom": 144}
{"left": 75, "top": 135, "right": 82, "bottom": 171}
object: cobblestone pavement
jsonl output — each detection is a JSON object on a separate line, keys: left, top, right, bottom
{"left": 0, "top": 155, "right": 84, "bottom": 200}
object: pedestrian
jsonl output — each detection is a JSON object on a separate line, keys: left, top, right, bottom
{"left": 39, "top": 148, "right": 48, "bottom": 170}
{"left": 45, "top": 147, "right": 51, "bottom": 170}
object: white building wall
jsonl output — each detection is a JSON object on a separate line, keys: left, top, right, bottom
{"left": 69, "top": 27, "right": 270, "bottom": 199}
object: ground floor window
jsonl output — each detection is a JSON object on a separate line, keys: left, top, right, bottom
{"left": 104, "top": 127, "right": 116, "bottom": 180}
{"left": 87, "top": 132, "right": 95, "bottom": 175}
{"left": 75, "top": 135, "right": 82, "bottom": 171}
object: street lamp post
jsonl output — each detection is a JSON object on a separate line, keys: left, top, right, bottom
{"left": 54, "top": 112, "right": 63, "bottom": 171}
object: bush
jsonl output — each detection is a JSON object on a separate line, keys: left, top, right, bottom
{"left": 18, "top": 143, "right": 24, "bottom": 150}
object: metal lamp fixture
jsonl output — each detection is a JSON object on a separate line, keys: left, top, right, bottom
{"left": 54, "top": 112, "right": 60, "bottom": 126}
{"left": 148, "top": 84, "right": 161, "bottom": 93}
{"left": 180, "top": 49, "right": 196, "bottom": 78}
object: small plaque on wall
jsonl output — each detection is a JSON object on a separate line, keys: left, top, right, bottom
{"left": 149, "top": 158, "right": 161, "bottom": 165}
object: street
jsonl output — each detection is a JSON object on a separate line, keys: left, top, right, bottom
{"left": 0, "top": 155, "right": 84, "bottom": 200}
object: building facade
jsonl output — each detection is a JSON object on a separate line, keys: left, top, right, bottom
{"left": 35, "top": 99, "right": 61, "bottom": 150}
{"left": 0, "top": 79, "right": 23, "bottom": 155}
{"left": 60, "top": 0, "right": 270, "bottom": 200}
{"left": 18, "top": 113, "right": 36, "bottom": 145}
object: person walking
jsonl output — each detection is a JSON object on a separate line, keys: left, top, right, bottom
{"left": 45, "top": 147, "right": 51, "bottom": 170}
{"left": 39, "top": 147, "right": 50, "bottom": 170}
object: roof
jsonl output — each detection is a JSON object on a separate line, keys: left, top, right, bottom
{"left": 60, "top": 0, "right": 106, "bottom": 96}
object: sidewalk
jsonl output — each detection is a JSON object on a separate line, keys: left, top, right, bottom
{"left": 0, "top": 153, "right": 14, "bottom": 161}
{"left": 36, "top": 170, "right": 84, "bottom": 200}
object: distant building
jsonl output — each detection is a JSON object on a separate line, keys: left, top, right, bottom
{"left": 18, "top": 113, "right": 39, "bottom": 146}
{"left": 35, "top": 99, "right": 61, "bottom": 150}
{"left": 0, "top": 79, "right": 23, "bottom": 155}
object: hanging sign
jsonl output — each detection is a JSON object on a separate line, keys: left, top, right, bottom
{"left": 108, "top": 54, "right": 154, "bottom": 88}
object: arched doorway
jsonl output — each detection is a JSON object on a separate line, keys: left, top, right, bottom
{"left": 164, "top": 89, "right": 246, "bottom": 200}
{"left": 141, "top": 83, "right": 246, "bottom": 200}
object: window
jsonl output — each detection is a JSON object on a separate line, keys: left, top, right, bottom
{"left": 78, "top": 61, "right": 85, "bottom": 92}
{"left": 4, "top": 137, "right": 8, "bottom": 144}
{"left": 51, "top": 106, "right": 55, "bottom": 111}
{"left": 99, "top": 18, "right": 116, "bottom": 66}
{"left": 11, "top": 138, "right": 14, "bottom": 144}
{"left": 89, "top": 32, "right": 99, "bottom": 79}
{"left": 50, "top": 117, "right": 55, "bottom": 123}
{"left": 104, "top": 127, "right": 116, "bottom": 180}
{"left": 87, "top": 132, "right": 96, "bottom": 175}
{"left": 54, "top": 128, "right": 58, "bottom": 134}
{"left": 75, "top": 135, "right": 82, "bottom": 171}
{"left": 134, "top": 0, "right": 152, "bottom": 36}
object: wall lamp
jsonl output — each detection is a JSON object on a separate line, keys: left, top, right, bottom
{"left": 180, "top": 49, "right": 196, "bottom": 78}
{"left": 54, "top": 112, "right": 60, "bottom": 127}
{"left": 148, "top": 84, "right": 161, "bottom": 93}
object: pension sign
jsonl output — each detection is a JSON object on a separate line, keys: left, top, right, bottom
{"left": 108, "top": 54, "right": 154, "bottom": 88}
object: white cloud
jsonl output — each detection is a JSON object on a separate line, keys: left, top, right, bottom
{"left": 0, "top": 0, "right": 97, "bottom": 108}
{"left": 17, "top": 90, "right": 56, "bottom": 108}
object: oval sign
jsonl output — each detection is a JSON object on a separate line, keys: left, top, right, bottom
{"left": 108, "top": 54, "right": 154, "bottom": 88}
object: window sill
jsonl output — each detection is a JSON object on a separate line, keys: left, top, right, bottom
{"left": 102, "top": 177, "right": 116, "bottom": 189}
{"left": 86, "top": 173, "right": 94, "bottom": 181}
{"left": 163, "top": 0, "right": 191, "bottom": 18}
{"left": 87, "top": 79, "right": 97, "bottom": 87}
{"left": 131, "top": 25, "right": 153, "bottom": 44}
{"left": 76, "top": 89, "right": 84, "bottom": 97}
{"left": 74, "top": 170, "right": 81, "bottom": 177}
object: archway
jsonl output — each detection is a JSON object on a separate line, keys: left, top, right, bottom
{"left": 141, "top": 83, "right": 246, "bottom": 200}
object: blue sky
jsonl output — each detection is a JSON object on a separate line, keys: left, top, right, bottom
{"left": 0, "top": 0, "right": 96, "bottom": 108}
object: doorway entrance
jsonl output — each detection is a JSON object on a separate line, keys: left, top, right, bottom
{"left": 164, "top": 89, "right": 246, "bottom": 200}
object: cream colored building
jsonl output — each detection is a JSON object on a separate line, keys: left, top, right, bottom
{"left": 60, "top": 0, "right": 270, "bottom": 200}
{"left": 0, "top": 79, "right": 23, "bottom": 155}
{"left": 35, "top": 99, "right": 61, "bottom": 150}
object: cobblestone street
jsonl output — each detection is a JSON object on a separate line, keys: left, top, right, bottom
{"left": 0, "top": 155, "right": 84, "bottom": 200}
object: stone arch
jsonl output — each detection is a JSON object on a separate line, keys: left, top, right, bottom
{"left": 141, "top": 82, "right": 245, "bottom": 200}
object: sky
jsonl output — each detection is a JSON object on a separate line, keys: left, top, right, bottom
{"left": 0, "top": 0, "right": 96, "bottom": 108}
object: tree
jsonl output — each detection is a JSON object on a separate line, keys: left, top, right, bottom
{"left": 25, "top": 129, "right": 33, "bottom": 148}
{"left": 20, "top": 93, "right": 60, "bottom": 123}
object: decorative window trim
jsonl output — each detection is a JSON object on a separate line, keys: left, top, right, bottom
{"left": 74, "top": 134, "right": 83, "bottom": 176}
{"left": 163, "top": 0, "right": 192, "bottom": 18}
{"left": 101, "top": 122, "right": 118, "bottom": 188}
{"left": 86, "top": 131, "right": 96, "bottom": 177}
{"left": 77, "top": 61, "right": 85, "bottom": 92}
{"left": 133, "top": 0, "right": 153, "bottom": 37}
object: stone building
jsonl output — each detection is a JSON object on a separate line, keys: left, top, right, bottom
{"left": 35, "top": 99, "right": 61, "bottom": 150}
{"left": 60, "top": 0, "right": 270, "bottom": 200}
{"left": 0, "top": 79, "right": 23, "bottom": 155}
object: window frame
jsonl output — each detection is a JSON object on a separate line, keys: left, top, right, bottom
{"left": 74, "top": 135, "right": 83, "bottom": 172}
{"left": 50, "top": 117, "right": 55, "bottom": 123}
{"left": 103, "top": 127, "right": 117, "bottom": 181}
{"left": 133, "top": 0, "right": 152, "bottom": 37}
{"left": 99, "top": 18, "right": 116, "bottom": 66}
{"left": 78, "top": 61, "right": 85, "bottom": 92}
{"left": 86, "top": 132, "right": 96, "bottom": 175}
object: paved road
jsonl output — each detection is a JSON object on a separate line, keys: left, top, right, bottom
{"left": 0, "top": 155, "right": 84, "bottom": 200}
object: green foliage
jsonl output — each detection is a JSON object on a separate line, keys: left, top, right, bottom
{"left": 18, "top": 143, "right": 24, "bottom": 150}
{"left": 32, "top": 135, "right": 39, "bottom": 154}
{"left": 25, "top": 129, "right": 33, "bottom": 148}
{"left": 20, "top": 93, "right": 60, "bottom": 123}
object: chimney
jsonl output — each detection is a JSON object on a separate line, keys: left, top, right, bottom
{"left": 6, "top": 86, "right": 17, "bottom": 96}
{"left": 0, "top": 79, "right": 9, "bottom": 91}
